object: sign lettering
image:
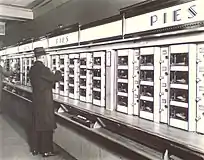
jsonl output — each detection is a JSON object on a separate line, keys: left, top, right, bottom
{"left": 48, "top": 32, "right": 78, "bottom": 47}
{"left": 126, "top": 0, "right": 204, "bottom": 34}
{"left": 150, "top": 6, "right": 196, "bottom": 26}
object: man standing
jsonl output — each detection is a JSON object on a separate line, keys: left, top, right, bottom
{"left": 0, "top": 58, "right": 14, "bottom": 113}
{"left": 28, "top": 47, "right": 61, "bottom": 157}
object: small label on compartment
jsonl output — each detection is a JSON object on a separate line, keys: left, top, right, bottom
{"left": 199, "top": 105, "right": 204, "bottom": 111}
{"left": 134, "top": 80, "right": 139, "bottom": 84}
{"left": 162, "top": 99, "right": 166, "bottom": 103}
{"left": 199, "top": 86, "right": 204, "bottom": 92}
{"left": 162, "top": 50, "right": 167, "bottom": 55}
{"left": 199, "top": 47, "right": 204, "bottom": 53}
{"left": 199, "top": 67, "right": 204, "bottom": 72}
{"left": 162, "top": 66, "right": 167, "bottom": 71}
{"left": 134, "top": 94, "right": 138, "bottom": 98}
{"left": 162, "top": 83, "right": 167, "bottom": 87}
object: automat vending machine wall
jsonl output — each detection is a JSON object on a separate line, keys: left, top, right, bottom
{"left": 68, "top": 54, "right": 80, "bottom": 99}
{"left": 92, "top": 51, "right": 106, "bottom": 107}
{"left": 79, "top": 53, "right": 93, "bottom": 103}
{"left": 116, "top": 49, "right": 134, "bottom": 114}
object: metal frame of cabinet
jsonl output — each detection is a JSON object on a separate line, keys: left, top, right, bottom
{"left": 116, "top": 49, "right": 134, "bottom": 114}
{"left": 138, "top": 47, "right": 161, "bottom": 122}
{"left": 163, "top": 44, "right": 196, "bottom": 131}
{"left": 68, "top": 54, "right": 80, "bottom": 99}
{"left": 79, "top": 53, "right": 93, "bottom": 103}
{"left": 58, "top": 54, "right": 69, "bottom": 96}
{"left": 92, "top": 51, "right": 106, "bottom": 107}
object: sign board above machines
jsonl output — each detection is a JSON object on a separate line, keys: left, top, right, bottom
{"left": 80, "top": 20, "right": 122, "bottom": 42}
{"left": 48, "top": 31, "right": 78, "bottom": 48}
{"left": 18, "top": 43, "right": 33, "bottom": 53}
{"left": 6, "top": 46, "right": 18, "bottom": 54}
{"left": 125, "top": 0, "right": 203, "bottom": 34}
{"left": 33, "top": 39, "right": 48, "bottom": 49}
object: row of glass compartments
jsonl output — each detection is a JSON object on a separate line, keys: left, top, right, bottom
{"left": 4, "top": 47, "right": 193, "bottom": 127}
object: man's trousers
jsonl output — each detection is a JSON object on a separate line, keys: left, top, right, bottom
{"left": 31, "top": 129, "right": 54, "bottom": 153}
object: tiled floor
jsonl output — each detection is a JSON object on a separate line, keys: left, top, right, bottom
{"left": 0, "top": 114, "right": 76, "bottom": 160}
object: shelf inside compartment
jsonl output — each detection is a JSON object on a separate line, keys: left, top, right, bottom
{"left": 140, "top": 54, "right": 154, "bottom": 66}
{"left": 69, "top": 68, "right": 74, "bottom": 75}
{"left": 93, "top": 79, "right": 101, "bottom": 89}
{"left": 170, "top": 53, "right": 188, "bottom": 66}
{"left": 93, "top": 90, "right": 101, "bottom": 100}
{"left": 79, "top": 88, "right": 86, "bottom": 97}
{"left": 69, "top": 77, "right": 74, "bottom": 85}
{"left": 140, "top": 85, "right": 154, "bottom": 97}
{"left": 170, "top": 105, "right": 188, "bottom": 122}
{"left": 170, "top": 70, "right": 188, "bottom": 84}
{"left": 69, "top": 59, "right": 74, "bottom": 65}
{"left": 93, "top": 69, "right": 101, "bottom": 77}
{"left": 170, "top": 88, "right": 188, "bottom": 103}
{"left": 118, "top": 82, "right": 128, "bottom": 94}
{"left": 117, "top": 95, "right": 128, "bottom": 107}
{"left": 79, "top": 78, "right": 86, "bottom": 87}
{"left": 140, "top": 100, "right": 154, "bottom": 113}
{"left": 93, "top": 57, "right": 101, "bottom": 66}
{"left": 118, "top": 69, "right": 128, "bottom": 79}
{"left": 80, "top": 58, "right": 86, "bottom": 66}
{"left": 80, "top": 68, "right": 87, "bottom": 76}
{"left": 69, "top": 86, "right": 74, "bottom": 94}
{"left": 140, "top": 70, "right": 154, "bottom": 82}
{"left": 118, "top": 56, "right": 128, "bottom": 66}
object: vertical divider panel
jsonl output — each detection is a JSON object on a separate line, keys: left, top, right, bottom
{"left": 133, "top": 49, "right": 140, "bottom": 116}
{"left": 160, "top": 47, "right": 170, "bottom": 124}
{"left": 154, "top": 47, "right": 161, "bottom": 123}
{"left": 188, "top": 44, "right": 197, "bottom": 131}
{"left": 128, "top": 49, "right": 134, "bottom": 115}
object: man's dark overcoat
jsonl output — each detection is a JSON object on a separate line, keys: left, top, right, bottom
{"left": 28, "top": 61, "right": 61, "bottom": 131}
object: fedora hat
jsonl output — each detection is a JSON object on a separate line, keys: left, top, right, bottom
{"left": 33, "top": 47, "right": 47, "bottom": 57}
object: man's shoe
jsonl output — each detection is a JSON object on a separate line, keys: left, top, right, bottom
{"left": 42, "top": 151, "right": 59, "bottom": 157}
{"left": 31, "top": 150, "right": 39, "bottom": 156}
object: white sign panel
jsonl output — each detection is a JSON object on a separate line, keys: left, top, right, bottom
{"left": 19, "top": 43, "right": 33, "bottom": 52}
{"left": 33, "top": 39, "right": 48, "bottom": 49}
{"left": 80, "top": 20, "right": 122, "bottom": 42}
{"left": 6, "top": 46, "right": 18, "bottom": 54}
{"left": 49, "top": 31, "right": 78, "bottom": 47}
{"left": 125, "top": 0, "right": 204, "bottom": 34}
